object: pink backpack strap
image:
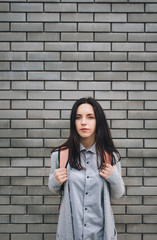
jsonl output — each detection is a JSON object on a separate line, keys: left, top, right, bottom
{"left": 104, "top": 150, "right": 112, "bottom": 165}
{"left": 59, "top": 148, "right": 69, "bottom": 168}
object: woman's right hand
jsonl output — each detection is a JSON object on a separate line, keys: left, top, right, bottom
{"left": 54, "top": 168, "right": 68, "bottom": 184}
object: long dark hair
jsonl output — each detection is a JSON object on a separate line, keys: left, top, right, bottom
{"left": 52, "top": 97, "right": 120, "bottom": 169}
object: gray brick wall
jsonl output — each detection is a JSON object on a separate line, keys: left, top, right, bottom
{"left": 0, "top": 1, "right": 157, "bottom": 240}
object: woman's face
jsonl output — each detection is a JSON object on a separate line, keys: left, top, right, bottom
{"left": 75, "top": 103, "right": 96, "bottom": 144}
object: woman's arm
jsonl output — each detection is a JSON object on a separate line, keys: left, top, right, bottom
{"left": 48, "top": 151, "right": 62, "bottom": 195}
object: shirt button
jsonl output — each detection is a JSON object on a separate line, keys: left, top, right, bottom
{"left": 87, "top": 176, "right": 89, "bottom": 178}
{"left": 86, "top": 192, "right": 88, "bottom": 195}
{"left": 87, "top": 162, "right": 89, "bottom": 164}
{"left": 85, "top": 208, "right": 87, "bottom": 210}
{"left": 84, "top": 224, "right": 86, "bottom": 226}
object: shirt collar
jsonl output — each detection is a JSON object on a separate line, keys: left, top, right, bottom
{"left": 80, "top": 142, "right": 96, "bottom": 154}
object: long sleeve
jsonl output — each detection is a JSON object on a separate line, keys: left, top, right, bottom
{"left": 48, "top": 151, "right": 62, "bottom": 195}
{"left": 105, "top": 154, "right": 125, "bottom": 199}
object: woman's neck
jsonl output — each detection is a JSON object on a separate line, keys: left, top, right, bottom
{"left": 80, "top": 138, "right": 95, "bottom": 150}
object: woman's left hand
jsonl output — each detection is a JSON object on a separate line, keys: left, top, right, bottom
{"left": 100, "top": 163, "right": 115, "bottom": 179}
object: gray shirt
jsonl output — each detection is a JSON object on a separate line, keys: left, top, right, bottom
{"left": 69, "top": 144, "right": 104, "bottom": 240}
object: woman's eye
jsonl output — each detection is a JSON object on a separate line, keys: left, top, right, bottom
{"left": 75, "top": 116, "right": 81, "bottom": 119}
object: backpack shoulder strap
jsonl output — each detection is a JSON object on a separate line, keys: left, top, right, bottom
{"left": 104, "top": 150, "right": 112, "bottom": 165}
{"left": 59, "top": 148, "right": 69, "bottom": 168}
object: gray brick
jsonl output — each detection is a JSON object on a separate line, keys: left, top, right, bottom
{"left": 28, "top": 32, "right": 59, "bottom": 42}
{"left": 0, "top": 110, "right": 26, "bottom": 118}
{"left": 95, "top": 91, "right": 127, "bottom": 100}
{"left": 0, "top": 81, "right": 10, "bottom": 89}
{"left": 28, "top": 223, "right": 57, "bottom": 233}
{"left": 0, "top": 139, "right": 10, "bottom": 147}
{"left": 115, "top": 214, "right": 141, "bottom": 223}
{"left": 62, "top": 72, "right": 93, "bottom": 81}
{"left": 128, "top": 187, "right": 157, "bottom": 196}
{"left": 78, "top": 23, "right": 110, "bottom": 32}
{"left": 128, "top": 168, "right": 157, "bottom": 177}
{"left": 123, "top": 177, "right": 142, "bottom": 186}
{"left": 12, "top": 62, "right": 43, "bottom": 71}
{"left": 0, "top": 129, "right": 26, "bottom": 138}
{"left": 146, "top": 43, "right": 157, "bottom": 51}
{"left": 146, "top": 62, "right": 157, "bottom": 71}
{"left": 0, "top": 71, "right": 26, "bottom": 80}
{"left": 11, "top": 3, "right": 43, "bottom": 12}
{"left": 143, "top": 234, "right": 157, "bottom": 240}
{"left": 145, "top": 139, "right": 157, "bottom": 148}
{"left": 0, "top": 52, "right": 26, "bottom": 61}
{"left": 0, "top": 33, "right": 26, "bottom": 41}
{"left": 11, "top": 120, "right": 43, "bottom": 129}
{"left": 112, "top": 120, "right": 143, "bottom": 129}
{"left": 79, "top": 62, "right": 110, "bottom": 71}
{"left": 0, "top": 100, "right": 10, "bottom": 109}
{"left": 0, "top": 186, "right": 26, "bottom": 195}
{"left": 0, "top": 62, "right": 10, "bottom": 70}
{"left": 0, "top": 177, "right": 10, "bottom": 186}
{"left": 45, "top": 23, "right": 77, "bottom": 32}
{"left": 95, "top": 72, "right": 126, "bottom": 81}
{"left": 0, "top": 215, "right": 9, "bottom": 224}
{"left": 11, "top": 215, "right": 42, "bottom": 223}
{"left": 27, "top": 13, "right": 59, "bottom": 22}
{"left": 113, "top": 62, "right": 144, "bottom": 71}
{"left": 128, "top": 33, "right": 157, "bottom": 42}
{"left": 129, "top": 92, "right": 157, "bottom": 100}
{"left": 104, "top": 110, "right": 126, "bottom": 119}
{"left": 61, "top": 13, "right": 93, "bottom": 22}
{"left": 28, "top": 148, "right": 51, "bottom": 158}
{"left": 129, "top": 149, "right": 157, "bottom": 158}
{"left": 45, "top": 120, "right": 70, "bottom": 129}
{"left": 11, "top": 196, "right": 42, "bottom": 205}
{"left": 145, "top": 101, "right": 157, "bottom": 109}
{"left": 29, "top": 52, "right": 60, "bottom": 61}
{"left": 128, "top": 130, "right": 157, "bottom": 138}
{"left": 145, "top": 120, "right": 157, "bottom": 129}
{"left": 0, "top": 3, "right": 9, "bottom": 11}
{"left": 0, "top": 196, "right": 9, "bottom": 204}
{"left": 0, "top": 158, "right": 10, "bottom": 167}
{"left": 12, "top": 81, "right": 44, "bottom": 90}
{"left": 0, "top": 224, "right": 26, "bottom": 233}
{"left": 28, "top": 91, "right": 60, "bottom": 100}
{"left": 44, "top": 215, "right": 58, "bottom": 223}
{"left": 45, "top": 62, "right": 77, "bottom": 71}
{"left": 128, "top": 72, "right": 157, "bottom": 81}
{"left": 45, "top": 3, "right": 76, "bottom": 12}
{"left": 144, "top": 196, "right": 157, "bottom": 205}
{"left": 114, "top": 139, "right": 143, "bottom": 148}
{"left": 95, "top": 33, "right": 127, "bottom": 42}
{"left": 28, "top": 129, "right": 60, "bottom": 138}
{"left": 11, "top": 23, "right": 43, "bottom": 32}
{"left": 61, "top": 52, "right": 93, "bottom": 61}
{"left": 0, "top": 13, "right": 25, "bottom": 22}
{"left": 0, "top": 234, "right": 9, "bottom": 240}
{"left": 79, "top": 43, "right": 110, "bottom": 51}
{"left": 128, "top": 14, "right": 157, "bottom": 22}
{"left": 0, "top": 120, "right": 10, "bottom": 128}
{"left": 95, "top": 52, "right": 127, "bottom": 61}
{"left": 11, "top": 234, "right": 42, "bottom": 240}
{"left": 11, "top": 158, "right": 43, "bottom": 167}
{"left": 28, "top": 110, "right": 59, "bottom": 119}
{"left": 118, "top": 234, "right": 141, "bottom": 240}
{"left": 11, "top": 139, "right": 43, "bottom": 148}
{"left": 112, "top": 23, "right": 144, "bottom": 32}
{"left": 79, "top": 82, "right": 110, "bottom": 90}
{"left": 112, "top": 43, "right": 144, "bottom": 51}
{"left": 28, "top": 186, "right": 51, "bottom": 196}
{"left": 44, "top": 139, "right": 65, "bottom": 148}
{"left": 61, "top": 33, "right": 93, "bottom": 42}
{"left": 0, "top": 42, "right": 10, "bottom": 51}
{"left": 129, "top": 53, "right": 157, "bottom": 61}
{"left": 45, "top": 100, "right": 74, "bottom": 110}
{"left": 45, "top": 81, "right": 77, "bottom": 90}
{"left": 111, "top": 196, "right": 142, "bottom": 205}
{"left": 112, "top": 82, "right": 144, "bottom": 90}
{"left": 127, "top": 224, "right": 157, "bottom": 233}
{"left": 45, "top": 42, "right": 77, "bottom": 51}
{"left": 144, "top": 177, "right": 157, "bottom": 186}
{"left": 95, "top": 13, "right": 127, "bottom": 22}
{"left": 62, "top": 91, "right": 93, "bottom": 100}
{"left": 146, "top": 4, "right": 157, "bottom": 12}
{"left": 113, "top": 3, "right": 144, "bottom": 12}
{"left": 0, "top": 23, "right": 9, "bottom": 31}
{"left": 146, "top": 24, "right": 157, "bottom": 32}
{"left": 78, "top": 3, "right": 110, "bottom": 12}
{"left": 0, "top": 206, "right": 26, "bottom": 214}
{"left": 12, "top": 177, "right": 43, "bottom": 186}
{"left": 112, "top": 101, "right": 143, "bottom": 110}
{"left": 28, "top": 71, "right": 60, "bottom": 81}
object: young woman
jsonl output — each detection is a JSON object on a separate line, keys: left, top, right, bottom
{"left": 48, "top": 97, "right": 125, "bottom": 240}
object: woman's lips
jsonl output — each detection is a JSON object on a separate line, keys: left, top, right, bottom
{"left": 80, "top": 128, "right": 89, "bottom": 131}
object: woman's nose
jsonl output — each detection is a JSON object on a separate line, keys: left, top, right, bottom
{"left": 81, "top": 117, "right": 86, "bottom": 125}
